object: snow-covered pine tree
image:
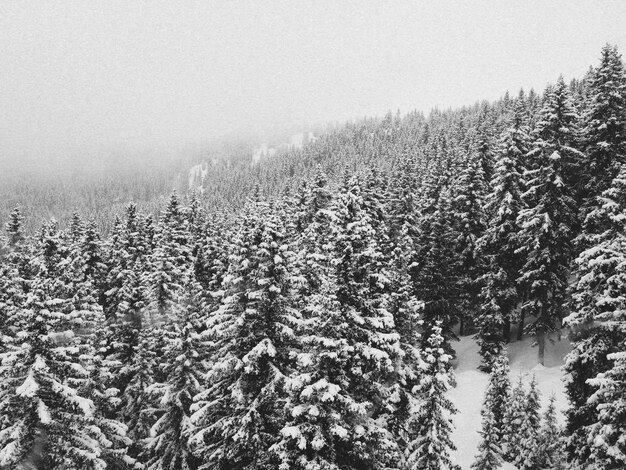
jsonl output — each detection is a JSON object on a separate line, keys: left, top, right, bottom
{"left": 121, "top": 323, "right": 162, "bottom": 462}
{"left": 5, "top": 207, "right": 24, "bottom": 248}
{"left": 82, "top": 324, "right": 134, "bottom": 470}
{"left": 272, "top": 290, "right": 350, "bottom": 470}
{"left": 384, "top": 153, "right": 423, "bottom": 354}
{"left": 580, "top": 44, "right": 626, "bottom": 212}
{"left": 571, "top": 164, "right": 626, "bottom": 326}
{"left": 143, "top": 283, "right": 206, "bottom": 470}
{"left": 406, "top": 323, "right": 459, "bottom": 470}
{"left": 452, "top": 150, "right": 487, "bottom": 337}
{"left": 471, "top": 355, "right": 512, "bottom": 469}
{"left": 471, "top": 408, "right": 502, "bottom": 470}
{"left": 193, "top": 211, "right": 229, "bottom": 313}
{"left": 565, "top": 163, "right": 626, "bottom": 467}
{"left": 513, "top": 376, "right": 541, "bottom": 470}
{"left": 81, "top": 220, "right": 105, "bottom": 281}
{"left": 186, "top": 191, "right": 207, "bottom": 244}
{"left": 382, "top": 159, "right": 425, "bottom": 465}
{"left": 532, "top": 395, "right": 565, "bottom": 470}
{"left": 292, "top": 166, "right": 333, "bottom": 296}
{"left": 411, "top": 183, "right": 459, "bottom": 353}
{"left": 68, "top": 211, "right": 85, "bottom": 244}
{"left": 572, "top": 187, "right": 626, "bottom": 469}
{"left": 0, "top": 208, "right": 28, "bottom": 355}
{"left": 103, "top": 205, "right": 150, "bottom": 321}
{"left": 191, "top": 204, "right": 299, "bottom": 469}
{"left": 516, "top": 77, "right": 580, "bottom": 365}
{"left": 562, "top": 327, "right": 623, "bottom": 468}
{"left": 584, "top": 350, "right": 626, "bottom": 469}
{"left": 272, "top": 176, "right": 348, "bottom": 470}
{"left": 286, "top": 175, "right": 403, "bottom": 468}
{"left": 475, "top": 102, "right": 497, "bottom": 186}
{"left": 483, "top": 354, "right": 511, "bottom": 442}
{"left": 502, "top": 376, "right": 526, "bottom": 461}
{"left": 145, "top": 192, "right": 192, "bottom": 321}
{"left": 477, "top": 101, "right": 528, "bottom": 367}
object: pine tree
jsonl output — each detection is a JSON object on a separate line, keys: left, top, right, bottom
{"left": 483, "top": 354, "right": 511, "bottom": 441}
{"left": 411, "top": 185, "right": 459, "bottom": 352}
{"left": 517, "top": 77, "right": 580, "bottom": 365}
{"left": 563, "top": 326, "right": 622, "bottom": 468}
{"left": 471, "top": 408, "right": 502, "bottom": 470}
{"left": 277, "top": 173, "right": 376, "bottom": 469}
{"left": 580, "top": 44, "right": 626, "bottom": 210}
{"left": 191, "top": 206, "right": 299, "bottom": 469}
{"left": 452, "top": 151, "right": 487, "bottom": 337}
{"left": 272, "top": 291, "right": 351, "bottom": 470}
{"left": 315, "top": 177, "right": 401, "bottom": 468}
{"left": 143, "top": 285, "right": 205, "bottom": 470}
{"left": 0, "top": 209, "right": 28, "bottom": 355}
{"left": 121, "top": 324, "right": 162, "bottom": 462}
{"left": 513, "top": 376, "right": 541, "bottom": 470}
{"left": 477, "top": 100, "right": 528, "bottom": 366}
{"left": 565, "top": 163, "right": 626, "bottom": 467}
{"left": 502, "top": 376, "right": 526, "bottom": 461}
{"left": 68, "top": 211, "right": 85, "bottom": 244}
{"left": 584, "top": 351, "right": 626, "bottom": 469}
{"left": 82, "top": 325, "right": 135, "bottom": 470}
{"left": 5, "top": 207, "right": 24, "bottom": 248}
{"left": 571, "top": 164, "right": 626, "bottom": 326}
{"left": 406, "top": 323, "right": 459, "bottom": 470}
{"left": 145, "top": 193, "right": 192, "bottom": 320}
{"left": 534, "top": 395, "right": 565, "bottom": 470}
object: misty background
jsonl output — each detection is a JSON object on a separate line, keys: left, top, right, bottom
{"left": 1, "top": 0, "right": 626, "bottom": 228}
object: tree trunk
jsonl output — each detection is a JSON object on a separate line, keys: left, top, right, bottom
{"left": 517, "top": 310, "right": 525, "bottom": 341}
{"left": 537, "top": 327, "right": 546, "bottom": 366}
{"left": 459, "top": 317, "right": 465, "bottom": 337}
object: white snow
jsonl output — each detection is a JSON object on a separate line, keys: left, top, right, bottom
{"left": 188, "top": 162, "right": 209, "bottom": 191}
{"left": 449, "top": 333, "right": 571, "bottom": 469}
{"left": 37, "top": 399, "right": 51, "bottom": 424}
{"left": 16, "top": 369, "right": 38, "bottom": 397}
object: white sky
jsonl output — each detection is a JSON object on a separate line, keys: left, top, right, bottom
{"left": 1, "top": 0, "right": 626, "bottom": 162}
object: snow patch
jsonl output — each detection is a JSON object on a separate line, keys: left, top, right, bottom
{"left": 188, "top": 162, "right": 209, "bottom": 192}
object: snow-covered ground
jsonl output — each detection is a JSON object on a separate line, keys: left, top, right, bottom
{"left": 450, "top": 334, "right": 572, "bottom": 469}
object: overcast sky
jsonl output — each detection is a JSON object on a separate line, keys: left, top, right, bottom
{"left": 2, "top": 0, "right": 626, "bottom": 162}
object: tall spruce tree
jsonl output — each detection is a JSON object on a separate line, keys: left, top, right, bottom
{"left": 452, "top": 150, "right": 487, "bottom": 337}
{"left": 516, "top": 77, "right": 580, "bottom": 365}
{"left": 471, "top": 408, "right": 502, "bottom": 470}
{"left": 143, "top": 284, "right": 206, "bottom": 470}
{"left": 483, "top": 354, "right": 511, "bottom": 442}
{"left": 580, "top": 44, "right": 626, "bottom": 212}
{"left": 324, "top": 176, "right": 402, "bottom": 468}
{"left": 565, "top": 163, "right": 626, "bottom": 467}
{"left": 514, "top": 376, "right": 541, "bottom": 470}
{"left": 584, "top": 351, "right": 626, "bottom": 469}
{"left": 411, "top": 184, "right": 459, "bottom": 352}
{"left": 502, "top": 376, "right": 526, "bottom": 462}
{"left": 477, "top": 100, "right": 528, "bottom": 366}
{"left": 191, "top": 205, "right": 299, "bottom": 469}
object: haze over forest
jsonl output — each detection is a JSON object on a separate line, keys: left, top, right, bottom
{"left": 2, "top": 1, "right": 626, "bottom": 168}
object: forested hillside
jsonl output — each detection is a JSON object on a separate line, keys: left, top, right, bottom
{"left": 1, "top": 45, "right": 625, "bottom": 469}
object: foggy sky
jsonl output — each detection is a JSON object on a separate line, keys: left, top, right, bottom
{"left": 2, "top": 0, "right": 626, "bottom": 163}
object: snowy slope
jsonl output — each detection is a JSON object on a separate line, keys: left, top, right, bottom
{"left": 449, "top": 334, "right": 572, "bottom": 469}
